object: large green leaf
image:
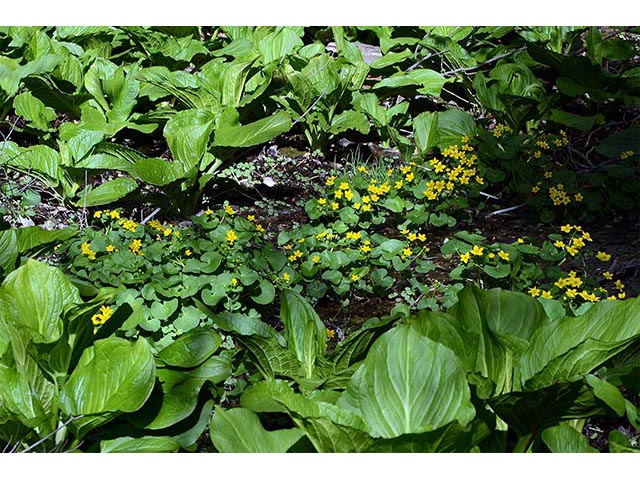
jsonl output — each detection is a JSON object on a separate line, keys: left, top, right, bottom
{"left": 0, "top": 260, "right": 80, "bottom": 344}
{"left": 15, "top": 226, "right": 77, "bottom": 254}
{"left": 541, "top": 424, "right": 598, "bottom": 453}
{"left": 133, "top": 353, "right": 232, "bottom": 430}
{"left": 100, "top": 435, "right": 181, "bottom": 453}
{"left": 413, "top": 112, "right": 439, "bottom": 154}
{"left": 76, "top": 177, "right": 138, "bottom": 207}
{"left": 157, "top": 328, "right": 221, "bottom": 368}
{"left": 13, "top": 91, "right": 57, "bottom": 130}
{"left": 213, "top": 110, "right": 291, "bottom": 148}
{"left": 519, "top": 297, "right": 640, "bottom": 389}
{"left": 129, "top": 157, "right": 185, "bottom": 186}
{"left": 0, "top": 230, "right": 18, "bottom": 277}
{"left": 164, "top": 108, "right": 217, "bottom": 173}
{"left": 373, "top": 69, "right": 447, "bottom": 97}
{"left": 60, "top": 337, "right": 155, "bottom": 415}
{"left": 447, "top": 285, "right": 550, "bottom": 395}
{"left": 279, "top": 289, "right": 327, "bottom": 378}
{"left": 339, "top": 324, "right": 475, "bottom": 438}
{"left": 210, "top": 407, "right": 305, "bottom": 453}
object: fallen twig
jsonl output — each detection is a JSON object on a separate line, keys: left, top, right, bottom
{"left": 485, "top": 203, "right": 526, "bottom": 218}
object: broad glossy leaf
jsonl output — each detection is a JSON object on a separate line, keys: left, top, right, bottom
{"left": 129, "top": 157, "right": 185, "bottom": 186}
{"left": 15, "top": 225, "right": 77, "bottom": 254}
{"left": 135, "top": 353, "right": 232, "bottom": 430}
{"left": 293, "top": 416, "right": 373, "bottom": 453}
{"left": 550, "top": 109, "right": 604, "bottom": 131}
{"left": 413, "top": 112, "right": 439, "bottom": 154}
{"left": 213, "top": 111, "right": 291, "bottom": 148}
{"left": 210, "top": 407, "right": 305, "bottom": 453}
{"left": 339, "top": 324, "right": 475, "bottom": 438}
{"left": 434, "top": 108, "right": 477, "bottom": 148}
{"left": 77, "top": 177, "right": 138, "bottom": 207}
{"left": 0, "top": 260, "right": 80, "bottom": 344}
{"left": 374, "top": 69, "right": 447, "bottom": 97}
{"left": 328, "top": 110, "right": 370, "bottom": 135}
{"left": 157, "top": 328, "right": 221, "bottom": 368}
{"left": 541, "top": 424, "right": 598, "bottom": 453}
{"left": 164, "top": 108, "right": 217, "bottom": 173}
{"left": 100, "top": 435, "right": 181, "bottom": 453}
{"left": 13, "top": 91, "right": 56, "bottom": 130}
{"left": 0, "top": 230, "right": 18, "bottom": 276}
{"left": 280, "top": 289, "right": 327, "bottom": 378}
{"left": 520, "top": 297, "right": 640, "bottom": 388}
{"left": 448, "top": 285, "right": 549, "bottom": 395}
{"left": 60, "top": 337, "right": 155, "bottom": 415}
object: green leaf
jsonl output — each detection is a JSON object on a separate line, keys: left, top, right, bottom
{"left": 541, "top": 424, "right": 598, "bottom": 453}
{"left": 15, "top": 226, "right": 77, "bottom": 254}
{"left": 413, "top": 112, "right": 439, "bottom": 154}
{"left": 374, "top": 69, "right": 447, "bottom": 97}
{"left": 435, "top": 109, "right": 477, "bottom": 148}
{"left": 549, "top": 109, "right": 604, "bottom": 131}
{"left": 210, "top": 407, "right": 305, "bottom": 453}
{"left": 328, "top": 110, "right": 370, "bottom": 135}
{"left": 608, "top": 430, "right": 640, "bottom": 453}
{"left": 0, "top": 260, "right": 80, "bottom": 344}
{"left": 280, "top": 289, "right": 327, "bottom": 378}
{"left": 0, "top": 230, "right": 18, "bottom": 277}
{"left": 60, "top": 337, "right": 155, "bottom": 416}
{"left": 100, "top": 435, "right": 181, "bottom": 453}
{"left": 164, "top": 109, "right": 217, "bottom": 173}
{"left": 339, "top": 324, "right": 475, "bottom": 438}
{"left": 213, "top": 111, "right": 291, "bottom": 147}
{"left": 157, "top": 328, "right": 222, "bottom": 368}
{"left": 13, "top": 91, "right": 57, "bottom": 130}
{"left": 77, "top": 177, "right": 138, "bottom": 207}
{"left": 130, "top": 158, "right": 185, "bottom": 186}
{"left": 251, "top": 279, "right": 276, "bottom": 305}
{"left": 520, "top": 297, "right": 640, "bottom": 389}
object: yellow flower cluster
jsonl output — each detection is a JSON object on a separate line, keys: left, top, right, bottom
{"left": 548, "top": 183, "right": 571, "bottom": 206}
{"left": 226, "top": 229, "right": 238, "bottom": 245}
{"left": 129, "top": 239, "right": 143, "bottom": 255}
{"left": 620, "top": 150, "right": 634, "bottom": 160}
{"left": 424, "top": 142, "right": 483, "bottom": 201}
{"left": 556, "top": 225, "right": 592, "bottom": 257}
{"left": 493, "top": 123, "right": 511, "bottom": 138}
{"left": 119, "top": 218, "right": 138, "bottom": 233}
{"left": 80, "top": 242, "right": 96, "bottom": 260}
{"left": 93, "top": 209, "right": 121, "bottom": 220}
{"left": 288, "top": 250, "right": 304, "bottom": 262}
{"left": 91, "top": 305, "right": 113, "bottom": 327}
{"left": 553, "top": 130, "right": 569, "bottom": 147}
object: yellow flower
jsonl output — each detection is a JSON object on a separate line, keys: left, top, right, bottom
{"left": 614, "top": 280, "right": 625, "bottom": 291}
{"left": 358, "top": 166, "right": 368, "bottom": 174}
{"left": 205, "top": 208, "right": 213, "bottom": 215}
{"left": 360, "top": 244, "right": 371, "bottom": 254}
{"left": 129, "top": 239, "right": 143, "bottom": 253}
{"left": 531, "top": 185, "right": 540, "bottom": 193}
{"left": 283, "top": 243, "right": 294, "bottom": 250}
{"left": 339, "top": 181, "right": 350, "bottom": 190}
{"left": 574, "top": 193, "right": 583, "bottom": 202}
{"left": 618, "top": 292, "right": 626, "bottom": 299}
{"left": 226, "top": 229, "right": 238, "bottom": 244}
{"left": 460, "top": 252, "right": 471, "bottom": 264}
{"left": 528, "top": 287, "right": 541, "bottom": 297}
{"left": 332, "top": 202, "right": 340, "bottom": 210}
{"left": 554, "top": 240, "right": 565, "bottom": 248}
{"left": 318, "top": 198, "right": 327, "bottom": 205}
{"left": 596, "top": 251, "right": 611, "bottom": 262}
{"left": 93, "top": 210, "right": 103, "bottom": 218}
{"left": 395, "top": 180, "right": 403, "bottom": 189}
{"left": 224, "top": 204, "right": 235, "bottom": 215}
{"left": 470, "top": 245, "right": 484, "bottom": 256}
{"left": 541, "top": 290, "right": 553, "bottom": 299}
{"left": 488, "top": 253, "right": 495, "bottom": 259}
{"left": 401, "top": 247, "right": 413, "bottom": 259}
{"left": 282, "top": 272, "right": 290, "bottom": 283}
{"left": 560, "top": 224, "right": 573, "bottom": 233}
{"left": 312, "top": 255, "right": 321, "bottom": 264}
{"left": 498, "top": 250, "right": 510, "bottom": 261}
{"left": 346, "top": 231, "right": 361, "bottom": 240}
{"left": 247, "top": 214, "right": 256, "bottom": 221}
{"left": 405, "top": 172, "right": 415, "bottom": 182}
{"left": 566, "top": 246, "right": 579, "bottom": 256}
{"left": 109, "top": 210, "right": 121, "bottom": 219}
{"left": 603, "top": 271, "right": 613, "bottom": 280}
{"left": 91, "top": 305, "right": 114, "bottom": 326}
{"left": 106, "top": 244, "right": 116, "bottom": 253}
{"left": 163, "top": 227, "right": 173, "bottom": 237}
{"left": 185, "top": 249, "right": 192, "bottom": 256}
{"left": 231, "top": 278, "right": 238, "bottom": 287}
{"left": 565, "top": 289, "right": 577, "bottom": 299}
{"left": 334, "top": 189, "right": 343, "bottom": 199}
{"left": 517, "top": 238, "right": 524, "bottom": 244}
{"left": 326, "top": 176, "right": 336, "bottom": 186}
{"left": 544, "top": 171, "right": 553, "bottom": 179}
{"left": 351, "top": 273, "right": 360, "bottom": 282}
{"left": 256, "top": 224, "right": 265, "bottom": 233}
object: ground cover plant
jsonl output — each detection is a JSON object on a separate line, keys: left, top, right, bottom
{"left": 0, "top": 26, "right": 639, "bottom": 453}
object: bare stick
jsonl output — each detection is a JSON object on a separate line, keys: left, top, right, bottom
{"left": 485, "top": 203, "right": 526, "bottom": 218}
